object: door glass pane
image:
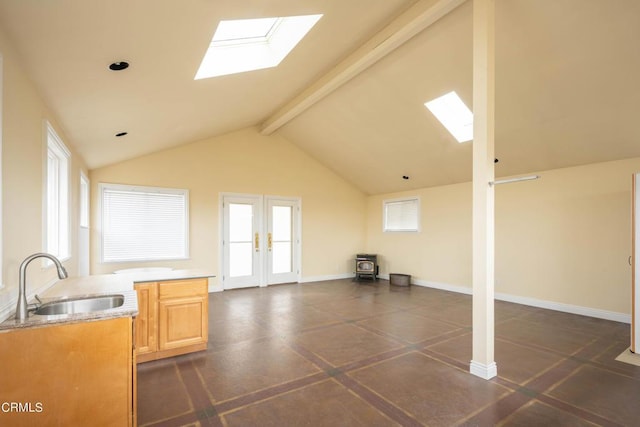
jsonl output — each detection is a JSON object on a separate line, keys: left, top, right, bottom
{"left": 272, "top": 206, "right": 292, "bottom": 274}
{"left": 229, "top": 203, "right": 254, "bottom": 278}
{"left": 272, "top": 242, "right": 292, "bottom": 274}
{"left": 229, "top": 204, "right": 253, "bottom": 241}
{"left": 272, "top": 206, "right": 291, "bottom": 240}
{"left": 230, "top": 242, "right": 253, "bottom": 277}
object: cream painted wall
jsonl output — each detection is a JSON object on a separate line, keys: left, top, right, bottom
{"left": 367, "top": 157, "right": 640, "bottom": 316}
{"left": 89, "top": 127, "right": 367, "bottom": 283}
{"left": 0, "top": 26, "right": 89, "bottom": 318}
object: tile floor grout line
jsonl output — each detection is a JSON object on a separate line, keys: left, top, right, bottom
{"left": 212, "top": 372, "right": 329, "bottom": 415}
{"left": 418, "top": 347, "right": 473, "bottom": 373}
{"left": 177, "top": 359, "right": 225, "bottom": 426}
{"left": 138, "top": 279, "right": 638, "bottom": 426}
{"left": 455, "top": 388, "right": 532, "bottom": 426}
{"left": 535, "top": 394, "right": 625, "bottom": 427}
{"left": 334, "top": 372, "right": 425, "bottom": 427}
{"left": 510, "top": 355, "right": 629, "bottom": 425}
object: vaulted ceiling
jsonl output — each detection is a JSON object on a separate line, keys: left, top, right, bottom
{"left": 0, "top": 0, "right": 639, "bottom": 194}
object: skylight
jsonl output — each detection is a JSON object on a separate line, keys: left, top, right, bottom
{"left": 195, "top": 14, "right": 322, "bottom": 79}
{"left": 424, "top": 91, "right": 473, "bottom": 143}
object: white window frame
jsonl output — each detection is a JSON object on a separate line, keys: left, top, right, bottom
{"left": 79, "top": 172, "right": 90, "bottom": 228}
{"left": 45, "top": 122, "right": 71, "bottom": 260}
{"left": 383, "top": 197, "right": 421, "bottom": 233}
{"left": 99, "top": 183, "right": 190, "bottom": 263}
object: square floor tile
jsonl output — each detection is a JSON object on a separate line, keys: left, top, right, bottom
{"left": 349, "top": 352, "right": 509, "bottom": 426}
{"left": 195, "top": 339, "right": 321, "bottom": 402}
{"left": 497, "top": 400, "right": 596, "bottom": 426}
{"left": 495, "top": 339, "right": 566, "bottom": 385}
{"left": 222, "top": 379, "right": 399, "bottom": 427}
{"left": 137, "top": 362, "right": 193, "bottom": 425}
{"left": 311, "top": 297, "right": 398, "bottom": 320}
{"left": 548, "top": 364, "right": 640, "bottom": 426}
{"left": 208, "top": 317, "right": 270, "bottom": 349}
{"left": 256, "top": 305, "right": 341, "bottom": 336}
{"left": 409, "top": 301, "right": 472, "bottom": 327}
{"left": 358, "top": 311, "right": 461, "bottom": 344}
{"left": 496, "top": 318, "right": 596, "bottom": 355}
{"left": 294, "top": 323, "right": 403, "bottom": 366}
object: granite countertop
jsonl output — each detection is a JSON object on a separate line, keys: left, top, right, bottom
{"left": 0, "top": 269, "right": 215, "bottom": 332}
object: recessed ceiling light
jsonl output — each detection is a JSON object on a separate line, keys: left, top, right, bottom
{"left": 195, "top": 14, "right": 322, "bottom": 79}
{"left": 109, "top": 61, "right": 129, "bottom": 71}
{"left": 424, "top": 91, "right": 473, "bottom": 143}
{"left": 115, "top": 132, "right": 128, "bottom": 137}
{"left": 402, "top": 175, "right": 410, "bottom": 180}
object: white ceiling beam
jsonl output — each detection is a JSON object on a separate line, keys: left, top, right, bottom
{"left": 260, "top": 0, "right": 467, "bottom": 135}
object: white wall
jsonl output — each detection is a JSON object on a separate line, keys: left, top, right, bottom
{"left": 0, "top": 25, "right": 89, "bottom": 319}
{"left": 89, "top": 127, "right": 368, "bottom": 284}
{"left": 367, "top": 157, "right": 640, "bottom": 319}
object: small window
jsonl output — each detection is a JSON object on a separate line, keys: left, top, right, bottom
{"left": 383, "top": 197, "right": 420, "bottom": 232}
{"left": 100, "top": 183, "right": 189, "bottom": 262}
{"left": 46, "top": 123, "right": 70, "bottom": 259}
{"left": 79, "top": 172, "right": 89, "bottom": 228}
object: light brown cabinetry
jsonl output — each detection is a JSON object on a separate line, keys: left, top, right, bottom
{"left": 0, "top": 317, "right": 136, "bottom": 426}
{"left": 134, "top": 278, "right": 208, "bottom": 363}
{"left": 134, "top": 282, "right": 157, "bottom": 357}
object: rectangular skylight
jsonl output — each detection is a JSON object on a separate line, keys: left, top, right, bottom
{"left": 212, "top": 17, "right": 279, "bottom": 44}
{"left": 195, "top": 14, "right": 322, "bottom": 79}
{"left": 424, "top": 91, "right": 473, "bottom": 143}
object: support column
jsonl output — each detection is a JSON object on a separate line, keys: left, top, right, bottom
{"left": 470, "top": 0, "right": 497, "bottom": 380}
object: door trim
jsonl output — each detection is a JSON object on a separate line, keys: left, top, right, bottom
{"left": 264, "top": 195, "right": 302, "bottom": 286}
{"left": 219, "top": 193, "right": 301, "bottom": 290}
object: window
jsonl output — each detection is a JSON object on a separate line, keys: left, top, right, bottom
{"left": 383, "top": 197, "right": 420, "bottom": 232}
{"left": 46, "top": 123, "right": 70, "bottom": 259}
{"left": 100, "top": 183, "right": 189, "bottom": 262}
{"left": 195, "top": 14, "right": 322, "bottom": 79}
{"left": 79, "top": 172, "right": 89, "bottom": 228}
{"left": 424, "top": 91, "right": 473, "bottom": 143}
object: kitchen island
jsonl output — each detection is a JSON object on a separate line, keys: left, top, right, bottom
{"left": 0, "top": 269, "right": 214, "bottom": 426}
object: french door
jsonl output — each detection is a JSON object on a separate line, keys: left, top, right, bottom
{"left": 222, "top": 194, "right": 300, "bottom": 289}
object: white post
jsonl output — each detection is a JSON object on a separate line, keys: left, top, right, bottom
{"left": 633, "top": 173, "right": 640, "bottom": 353}
{"left": 470, "top": 0, "right": 497, "bottom": 380}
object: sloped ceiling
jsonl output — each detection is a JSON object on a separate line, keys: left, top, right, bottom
{"left": 0, "top": 0, "right": 639, "bottom": 195}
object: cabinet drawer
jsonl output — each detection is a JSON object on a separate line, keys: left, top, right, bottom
{"left": 158, "top": 278, "right": 207, "bottom": 299}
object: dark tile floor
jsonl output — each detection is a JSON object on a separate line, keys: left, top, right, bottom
{"left": 137, "top": 279, "right": 640, "bottom": 426}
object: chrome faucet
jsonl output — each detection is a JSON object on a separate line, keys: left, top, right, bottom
{"left": 15, "top": 253, "right": 68, "bottom": 321}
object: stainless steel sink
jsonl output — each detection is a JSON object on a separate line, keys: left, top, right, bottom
{"left": 33, "top": 294, "right": 125, "bottom": 316}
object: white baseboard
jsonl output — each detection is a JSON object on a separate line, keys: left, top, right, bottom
{"left": 470, "top": 360, "right": 498, "bottom": 380}
{"left": 494, "top": 291, "right": 631, "bottom": 324}
{"left": 299, "top": 273, "right": 354, "bottom": 283}
{"left": 411, "top": 277, "right": 473, "bottom": 295}
{"left": 394, "top": 278, "right": 630, "bottom": 324}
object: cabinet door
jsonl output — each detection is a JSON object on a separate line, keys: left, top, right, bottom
{"left": 134, "top": 282, "right": 158, "bottom": 355}
{"left": 0, "top": 317, "right": 133, "bottom": 426}
{"left": 158, "top": 295, "right": 208, "bottom": 350}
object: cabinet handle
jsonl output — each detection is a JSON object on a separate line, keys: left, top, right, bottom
{"left": 255, "top": 233, "right": 260, "bottom": 252}
{"left": 630, "top": 256, "right": 633, "bottom": 266}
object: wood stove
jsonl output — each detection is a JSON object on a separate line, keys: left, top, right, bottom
{"left": 355, "top": 254, "right": 378, "bottom": 281}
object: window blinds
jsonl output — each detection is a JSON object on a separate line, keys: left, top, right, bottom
{"left": 384, "top": 198, "right": 419, "bottom": 232}
{"left": 101, "top": 185, "right": 188, "bottom": 262}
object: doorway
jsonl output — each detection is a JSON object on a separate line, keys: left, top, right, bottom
{"left": 221, "top": 194, "right": 300, "bottom": 290}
